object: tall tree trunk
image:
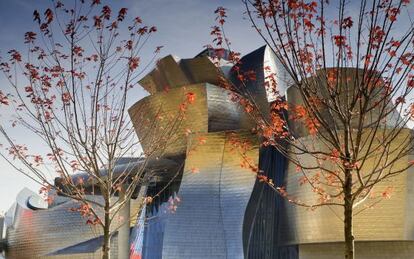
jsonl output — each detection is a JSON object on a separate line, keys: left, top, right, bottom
{"left": 102, "top": 206, "right": 111, "bottom": 259}
{"left": 344, "top": 169, "right": 354, "bottom": 259}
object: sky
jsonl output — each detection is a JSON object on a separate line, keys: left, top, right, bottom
{"left": 0, "top": 0, "right": 262, "bottom": 213}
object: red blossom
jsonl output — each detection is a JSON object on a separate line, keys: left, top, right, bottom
{"left": 128, "top": 57, "right": 140, "bottom": 71}
{"left": 91, "top": 0, "right": 101, "bottom": 5}
{"left": 117, "top": 8, "right": 128, "bottom": 21}
{"left": 214, "top": 7, "right": 227, "bottom": 25}
{"left": 155, "top": 46, "right": 163, "bottom": 53}
{"left": 24, "top": 32, "right": 37, "bottom": 43}
{"left": 62, "top": 92, "right": 71, "bottom": 104}
{"left": 102, "top": 5, "right": 111, "bottom": 20}
{"left": 407, "top": 78, "right": 414, "bottom": 88}
{"left": 149, "top": 26, "right": 157, "bottom": 33}
{"left": 9, "top": 50, "right": 22, "bottom": 62}
{"left": 332, "top": 35, "right": 346, "bottom": 47}
{"left": 125, "top": 40, "right": 133, "bottom": 50}
{"left": 370, "top": 26, "right": 385, "bottom": 48}
{"left": 341, "top": 17, "right": 353, "bottom": 29}
{"left": 198, "top": 137, "right": 207, "bottom": 145}
{"left": 138, "top": 26, "right": 148, "bottom": 35}
{"left": 190, "top": 167, "right": 199, "bottom": 173}
{"left": 179, "top": 103, "right": 187, "bottom": 112}
{"left": 73, "top": 46, "right": 84, "bottom": 57}
{"left": 8, "top": 145, "right": 28, "bottom": 159}
{"left": 0, "top": 90, "right": 9, "bottom": 105}
{"left": 134, "top": 17, "right": 142, "bottom": 24}
{"left": 387, "top": 7, "right": 400, "bottom": 22}
{"left": 44, "top": 8, "right": 53, "bottom": 24}
{"left": 186, "top": 92, "right": 196, "bottom": 104}
{"left": 33, "top": 10, "right": 41, "bottom": 24}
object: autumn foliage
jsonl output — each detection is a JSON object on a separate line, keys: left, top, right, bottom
{"left": 0, "top": 1, "right": 192, "bottom": 258}
{"left": 209, "top": 1, "right": 414, "bottom": 258}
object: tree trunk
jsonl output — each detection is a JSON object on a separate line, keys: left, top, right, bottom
{"left": 344, "top": 170, "right": 354, "bottom": 259}
{"left": 102, "top": 209, "right": 111, "bottom": 259}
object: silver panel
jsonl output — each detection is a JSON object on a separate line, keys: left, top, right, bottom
{"left": 139, "top": 55, "right": 224, "bottom": 94}
{"left": 138, "top": 55, "right": 189, "bottom": 94}
{"left": 281, "top": 128, "right": 414, "bottom": 245}
{"left": 231, "top": 45, "right": 293, "bottom": 117}
{"left": 161, "top": 131, "right": 258, "bottom": 258}
{"left": 179, "top": 56, "right": 222, "bottom": 86}
{"left": 128, "top": 83, "right": 254, "bottom": 157}
{"left": 299, "top": 241, "right": 414, "bottom": 259}
{"left": 286, "top": 68, "right": 404, "bottom": 138}
{"left": 5, "top": 189, "right": 131, "bottom": 258}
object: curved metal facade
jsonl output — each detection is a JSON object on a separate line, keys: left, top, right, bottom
{"left": 5, "top": 189, "right": 117, "bottom": 258}
{"left": 128, "top": 83, "right": 255, "bottom": 157}
{"left": 281, "top": 128, "right": 414, "bottom": 245}
{"left": 5, "top": 46, "right": 413, "bottom": 259}
{"left": 160, "top": 131, "right": 258, "bottom": 259}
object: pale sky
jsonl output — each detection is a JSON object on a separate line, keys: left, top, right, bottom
{"left": 0, "top": 0, "right": 262, "bottom": 212}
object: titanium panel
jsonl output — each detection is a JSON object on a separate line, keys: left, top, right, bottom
{"left": 160, "top": 131, "right": 258, "bottom": 259}
{"left": 299, "top": 241, "right": 414, "bottom": 259}
{"left": 128, "top": 83, "right": 254, "bottom": 157}
{"left": 5, "top": 190, "right": 121, "bottom": 258}
{"left": 286, "top": 68, "right": 404, "bottom": 138}
{"left": 157, "top": 55, "right": 190, "bottom": 88}
{"left": 138, "top": 55, "right": 189, "bottom": 94}
{"left": 281, "top": 128, "right": 414, "bottom": 245}
{"left": 244, "top": 145, "right": 298, "bottom": 259}
{"left": 4, "top": 187, "right": 148, "bottom": 258}
{"left": 179, "top": 56, "right": 221, "bottom": 86}
{"left": 231, "top": 45, "right": 293, "bottom": 117}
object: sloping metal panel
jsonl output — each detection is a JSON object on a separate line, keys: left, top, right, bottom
{"left": 281, "top": 128, "right": 414, "bottom": 245}
{"left": 286, "top": 68, "right": 404, "bottom": 138}
{"left": 179, "top": 56, "right": 221, "bottom": 86}
{"left": 244, "top": 145, "right": 298, "bottom": 259}
{"left": 128, "top": 83, "right": 255, "bottom": 157}
{"left": 299, "top": 241, "right": 414, "bottom": 259}
{"left": 160, "top": 131, "right": 258, "bottom": 259}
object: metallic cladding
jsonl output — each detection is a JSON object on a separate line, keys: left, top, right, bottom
{"left": 298, "top": 241, "right": 414, "bottom": 259}
{"left": 281, "top": 128, "right": 414, "bottom": 245}
{"left": 4, "top": 188, "right": 145, "bottom": 258}
{"left": 160, "top": 131, "right": 258, "bottom": 258}
{"left": 230, "top": 46, "right": 270, "bottom": 118}
{"left": 286, "top": 68, "right": 404, "bottom": 138}
{"left": 138, "top": 54, "right": 224, "bottom": 94}
{"left": 244, "top": 145, "right": 298, "bottom": 259}
{"left": 6, "top": 46, "right": 413, "bottom": 259}
{"left": 128, "top": 83, "right": 255, "bottom": 157}
{"left": 5, "top": 190, "right": 115, "bottom": 258}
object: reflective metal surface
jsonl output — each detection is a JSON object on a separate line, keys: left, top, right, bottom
{"left": 5, "top": 186, "right": 144, "bottom": 258}
{"left": 299, "top": 241, "right": 414, "bottom": 259}
{"left": 5, "top": 189, "right": 109, "bottom": 258}
{"left": 286, "top": 68, "right": 404, "bottom": 138}
{"left": 231, "top": 45, "right": 293, "bottom": 116}
{"left": 128, "top": 83, "right": 255, "bottom": 157}
{"left": 138, "top": 54, "right": 224, "bottom": 94}
{"left": 161, "top": 131, "right": 258, "bottom": 259}
{"left": 6, "top": 46, "right": 413, "bottom": 258}
{"left": 281, "top": 124, "right": 414, "bottom": 248}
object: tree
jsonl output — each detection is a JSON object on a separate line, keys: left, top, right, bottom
{"left": 0, "top": 1, "right": 194, "bottom": 258}
{"left": 210, "top": 1, "right": 414, "bottom": 258}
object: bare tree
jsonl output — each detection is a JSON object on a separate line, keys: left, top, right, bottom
{"left": 0, "top": 1, "right": 196, "bottom": 258}
{"left": 209, "top": 1, "right": 414, "bottom": 258}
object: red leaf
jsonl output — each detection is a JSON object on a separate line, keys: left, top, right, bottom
{"left": 44, "top": 8, "right": 53, "bottom": 24}
{"left": 186, "top": 92, "right": 196, "bottom": 104}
